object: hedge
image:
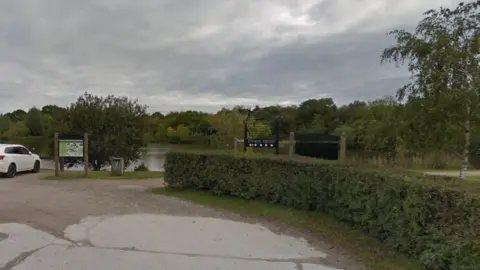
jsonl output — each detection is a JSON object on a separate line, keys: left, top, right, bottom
{"left": 0, "top": 136, "right": 51, "bottom": 156}
{"left": 164, "top": 151, "right": 480, "bottom": 270}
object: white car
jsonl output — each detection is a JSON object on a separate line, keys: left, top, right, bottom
{"left": 0, "top": 144, "right": 42, "bottom": 178}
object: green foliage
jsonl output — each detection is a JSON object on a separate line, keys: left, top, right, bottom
{"left": 0, "top": 114, "right": 12, "bottom": 137}
{"left": 7, "top": 121, "right": 29, "bottom": 137}
{"left": 154, "top": 122, "right": 167, "bottom": 141}
{"left": 296, "top": 98, "right": 338, "bottom": 134}
{"left": 67, "top": 92, "right": 148, "bottom": 170}
{"left": 0, "top": 136, "right": 50, "bottom": 155}
{"left": 133, "top": 163, "right": 149, "bottom": 172}
{"left": 165, "top": 151, "right": 480, "bottom": 270}
{"left": 5, "top": 109, "right": 27, "bottom": 122}
{"left": 382, "top": 1, "right": 480, "bottom": 177}
{"left": 176, "top": 125, "right": 190, "bottom": 140}
{"left": 166, "top": 125, "right": 190, "bottom": 143}
{"left": 26, "top": 107, "right": 44, "bottom": 136}
{"left": 246, "top": 119, "right": 271, "bottom": 138}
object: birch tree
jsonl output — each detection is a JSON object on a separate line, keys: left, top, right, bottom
{"left": 381, "top": 1, "right": 480, "bottom": 179}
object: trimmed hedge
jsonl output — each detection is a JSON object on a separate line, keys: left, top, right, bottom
{"left": 164, "top": 151, "right": 480, "bottom": 270}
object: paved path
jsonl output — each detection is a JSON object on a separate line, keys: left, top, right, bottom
{"left": 0, "top": 173, "right": 360, "bottom": 270}
{"left": 423, "top": 170, "right": 480, "bottom": 177}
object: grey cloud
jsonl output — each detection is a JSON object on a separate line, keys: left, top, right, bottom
{"left": 0, "top": 0, "right": 460, "bottom": 113}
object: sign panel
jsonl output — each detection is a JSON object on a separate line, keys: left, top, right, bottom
{"left": 246, "top": 139, "right": 277, "bottom": 148}
{"left": 59, "top": 139, "right": 84, "bottom": 157}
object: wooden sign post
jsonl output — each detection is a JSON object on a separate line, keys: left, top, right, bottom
{"left": 339, "top": 132, "right": 347, "bottom": 161}
{"left": 233, "top": 137, "right": 238, "bottom": 154}
{"left": 288, "top": 132, "right": 295, "bottom": 156}
{"left": 84, "top": 133, "right": 89, "bottom": 177}
{"left": 54, "top": 133, "right": 59, "bottom": 177}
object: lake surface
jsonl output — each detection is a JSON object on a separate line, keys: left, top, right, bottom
{"left": 41, "top": 145, "right": 169, "bottom": 172}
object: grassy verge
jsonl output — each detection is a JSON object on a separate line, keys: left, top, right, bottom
{"left": 466, "top": 175, "right": 480, "bottom": 181}
{"left": 43, "top": 171, "right": 164, "bottom": 180}
{"left": 152, "top": 187, "right": 424, "bottom": 270}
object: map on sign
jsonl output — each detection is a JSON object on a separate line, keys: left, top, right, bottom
{"left": 59, "top": 139, "right": 84, "bottom": 157}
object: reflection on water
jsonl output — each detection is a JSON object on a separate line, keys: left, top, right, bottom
{"left": 41, "top": 146, "right": 169, "bottom": 172}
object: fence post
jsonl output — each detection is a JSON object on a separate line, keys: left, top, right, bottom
{"left": 339, "top": 132, "right": 347, "bottom": 161}
{"left": 54, "top": 133, "right": 59, "bottom": 176}
{"left": 60, "top": 157, "right": 65, "bottom": 172}
{"left": 275, "top": 118, "right": 280, "bottom": 155}
{"left": 243, "top": 120, "right": 248, "bottom": 152}
{"left": 234, "top": 138, "right": 238, "bottom": 153}
{"left": 84, "top": 133, "right": 89, "bottom": 177}
{"left": 289, "top": 132, "right": 295, "bottom": 156}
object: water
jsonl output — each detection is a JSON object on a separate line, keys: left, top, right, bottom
{"left": 41, "top": 146, "right": 169, "bottom": 172}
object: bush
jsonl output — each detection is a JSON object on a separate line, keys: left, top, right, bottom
{"left": 0, "top": 136, "right": 51, "bottom": 156}
{"left": 164, "top": 151, "right": 480, "bottom": 270}
{"left": 133, "top": 163, "right": 149, "bottom": 172}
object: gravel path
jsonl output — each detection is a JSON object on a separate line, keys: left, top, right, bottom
{"left": 0, "top": 172, "right": 362, "bottom": 270}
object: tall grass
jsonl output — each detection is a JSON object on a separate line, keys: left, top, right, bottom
{"left": 345, "top": 150, "right": 469, "bottom": 170}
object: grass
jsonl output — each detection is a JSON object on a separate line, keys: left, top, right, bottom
{"left": 467, "top": 175, "right": 480, "bottom": 181}
{"left": 43, "top": 171, "right": 164, "bottom": 180}
{"left": 152, "top": 187, "right": 424, "bottom": 270}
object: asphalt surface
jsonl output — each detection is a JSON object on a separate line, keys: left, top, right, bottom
{"left": 0, "top": 172, "right": 361, "bottom": 270}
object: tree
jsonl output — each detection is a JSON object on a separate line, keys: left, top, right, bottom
{"left": 151, "top": 112, "right": 164, "bottom": 119}
{"left": 5, "top": 109, "right": 27, "bottom": 122}
{"left": 67, "top": 92, "right": 148, "bottom": 171}
{"left": 41, "top": 105, "right": 65, "bottom": 116}
{"left": 176, "top": 125, "right": 190, "bottom": 141}
{"left": 166, "top": 125, "right": 190, "bottom": 143}
{"left": 246, "top": 119, "right": 272, "bottom": 138}
{"left": 26, "top": 107, "right": 44, "bottom": 136}
{"left": 296, "top": 98, "right": 338, "bottom": 134}
{"left": 7, "top": 121, "right": 29, "bottom": 137}
{"left": 166, "top": 126, "right": 177, "bottom": 143}
{"left": 207, "top": 110, "right": 245, "bottom": 148}
{"left": 381, "top": 1, "right": 480, "bottom": 179}
{"left": 0, "top": 114, "right": 12, "bottom": 135}
{"left": 154, "top": 122, "right": 167, "bottom": 142}
{"left": 40, "top": 105, "right": 69, "bottom": 137}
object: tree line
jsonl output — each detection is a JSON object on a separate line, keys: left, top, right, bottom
{"left": 0, "top": 93, "right": 477, "bottom": 168}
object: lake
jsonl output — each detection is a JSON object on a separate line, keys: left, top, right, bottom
{"left": 41, "top": 145, "right": 170, "bottom": 172}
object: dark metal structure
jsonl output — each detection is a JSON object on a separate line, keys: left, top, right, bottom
{"left": 294, "top": 134, "right": 340, "bottom": 160}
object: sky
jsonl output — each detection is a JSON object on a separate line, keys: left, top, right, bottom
{"left": 0, "top": 0, "right": 460, "bottom": 113}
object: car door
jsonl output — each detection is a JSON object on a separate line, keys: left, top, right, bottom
{"left": 18, "top": 147, "right": 34, "bottom": 171}
{"left": 13, "top": 147, "right": 29, "bottom": 171}
{"left": 8, "top": 147, "right": 24, "bottom": 171}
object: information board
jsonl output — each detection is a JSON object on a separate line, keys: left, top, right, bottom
{"left": 59, "top": 139, "right": 84, "bottom": 157}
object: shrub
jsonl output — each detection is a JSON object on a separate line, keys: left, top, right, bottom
{"left": 164, "top": 151, "right": 480, "bottom": 270}
{"left": 133, "top": 163, "right": 149, "bottom": 172}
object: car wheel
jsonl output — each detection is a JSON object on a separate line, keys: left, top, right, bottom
{"left": 6, "top": 164, "right": 16, "bottom": 178}
{"left": 32, "top": 161, "right": 40, "bottom": 173}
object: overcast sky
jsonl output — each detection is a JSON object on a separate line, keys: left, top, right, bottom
{"left": 0, "top": 0, "right": 460, "bottom": 113}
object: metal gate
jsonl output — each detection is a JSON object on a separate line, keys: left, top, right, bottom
{"left": 295, "top": 134, "right": 340, "bottom": 160}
